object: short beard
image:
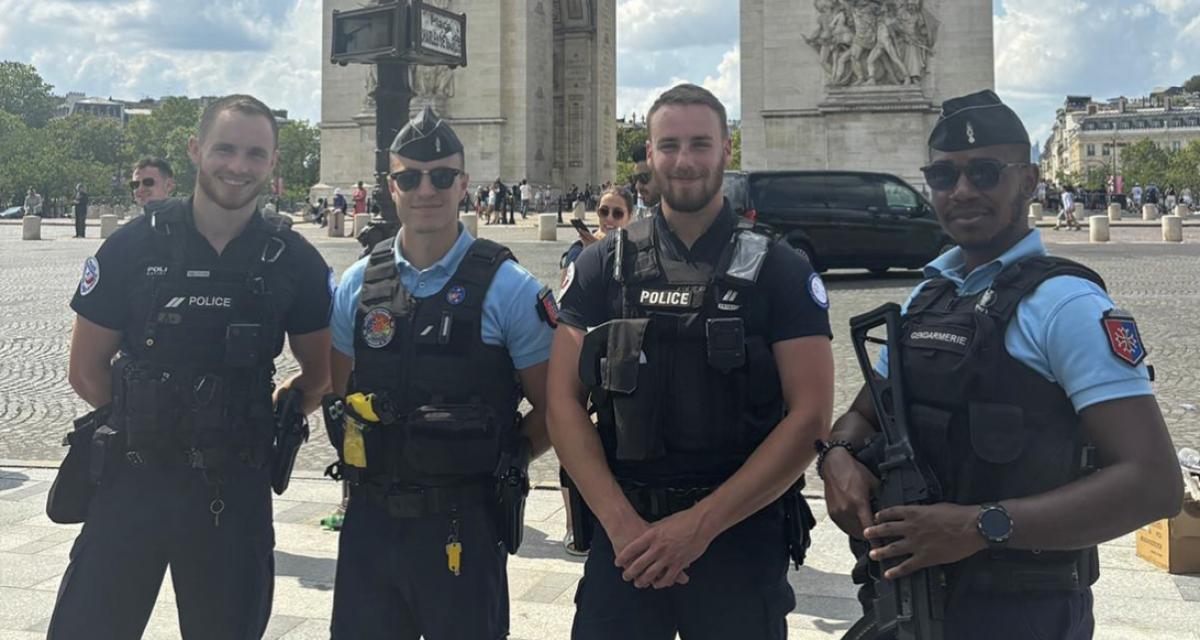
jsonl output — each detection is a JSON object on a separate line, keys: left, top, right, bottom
{"left": 197, "top": 170, "right": 264, "bottom": 211}
{"left": 662, "top": 159, "right": 726, "bottom": 214}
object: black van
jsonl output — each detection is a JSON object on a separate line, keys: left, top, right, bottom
{"left": 724, "top": 171, "right": 953, "bottom": 274}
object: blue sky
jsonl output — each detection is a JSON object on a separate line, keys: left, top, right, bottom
{"left": 1, "top": 0, "right": 1198, "bottom": 148}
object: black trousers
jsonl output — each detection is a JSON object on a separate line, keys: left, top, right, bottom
{"left": 945, "top": 590, "right": 1094, "bottom": 639}
{"left": 572, "top": 507, "right": 795, "bottom": 640}
{"left": 74, "top": 214, "right": 85, "bottom": 237}
{"left": 46, "top": 463, "right": 275, "bottom": 640}
{"left": 331, "top": 494, "right": 509, "bottom": 640}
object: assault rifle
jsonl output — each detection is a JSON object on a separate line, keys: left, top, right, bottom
{"left": 845, "top": 303, "right": 946, "bottom": 640}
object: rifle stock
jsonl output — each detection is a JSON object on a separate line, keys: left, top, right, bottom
{"left": 847, "top": 303, "right": 946, "bottom": 640}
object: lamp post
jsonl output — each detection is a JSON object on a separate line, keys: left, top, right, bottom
{"left": 331, "top": 0, "right": 467, "bottom": 248}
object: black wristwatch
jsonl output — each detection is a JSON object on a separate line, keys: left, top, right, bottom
{"left": 977, "top": 502, "right": 1013, "bottom": 549}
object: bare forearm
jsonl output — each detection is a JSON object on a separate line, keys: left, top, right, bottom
{"left": 694, "top": 412, "right": 827, "bottom": 540}
{"left": 520, "top": 404, "right": 552, "bottom": 458}
{"left": 1005, "top": 461, "right": 1181, "bottom": 551}
{"left": 829, "top": 410, "right": 878, "bottom": 449}
{"left": 548, "top": 400, "right": 639, "bottom": 531}
{"left": 71, "top": 367, "right": 112, "bottom": 409}
{"left": 276, "top": 371, "right": 329, "bottom": 415}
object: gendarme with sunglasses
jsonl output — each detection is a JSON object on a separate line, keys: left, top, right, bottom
{"left": 549, "top": 84, "right": 834, "bottom": 639}
{"left": 820, "top": 90, "right": 1182, "bottom": 639}
{"left": 324, "top": 106, "right": 555, "bottom": 640}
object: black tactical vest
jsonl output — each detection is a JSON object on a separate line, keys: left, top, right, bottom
{"left": 349, "top": 238, "right": 521, "bottom": 486}
{"left": 587, "top": 217, "right": 783, "bottom": 486}
{"left": 111, "top": 200, "right": 288, "bottom": 467}
{"left": 900, "top": 255, "right": 1104, "bottom": 591}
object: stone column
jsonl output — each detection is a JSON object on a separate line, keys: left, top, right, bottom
{"left": 21, "top": 216, "right": 40, "bottom": 240}
{"left": 100, "top": 215, "right": 119, "bottom": 238}
{"left": 1074, "top": 203, "right": 1085, "bottom": 220}
{"left": 573, "top": 200, "right": 586, "bottom": 221}
{"left": 461, "top": 213, "right": 478, "bottom": 237}
{"left": 538, "top": 214, "right": 558, "bottom": 241}
{"left": 1162, "top": 215, "right": 1183, "bottom": 242}
{"left": 1175, "top": 204, "right": 1190, "bottom": 219}
{"left": 1028, "top": 202, "right": 1043, "bottom": 219}
{"left": 1089, "top": 216, "right": 1109, "bottom": 243}
{"left": 1143, "top": 204, "right": 1159, "bottom": 221}
{"left": 328, "top": 211, "right": 345, "bottom": 237}
{"left": 353, "top": 214, "right": 370, "bottom": 237}
{"left": 1107, "top": 203, "right": 1121, "bottom": 222}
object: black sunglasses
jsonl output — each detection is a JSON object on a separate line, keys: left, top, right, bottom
{"left": 632, "top": 172, "right": 652, "bottom": 185}
{"left": 920, "top": 159, "right": 1030, "bottom": 192}
{"left": 129, "top": 177, "right": 156, "bottom": 190}
{"left": 389, "top": 167, "right": 462, "bottom": 192}
{"left": 597, "top": 205, "right": 626, "bottom": 220}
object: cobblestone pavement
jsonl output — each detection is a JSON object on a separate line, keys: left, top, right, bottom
{"left": 1, "top": 220, "right": 1197, "bottom": 489}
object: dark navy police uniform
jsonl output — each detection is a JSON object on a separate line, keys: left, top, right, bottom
{"left": 558, "top": 202, "right": 831, "bottom": 640}
{"left": 49, "top": 197, "right": 332, "bottom": 640}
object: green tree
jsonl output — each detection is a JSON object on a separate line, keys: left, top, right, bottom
{"left": 123, "top": 97, "right": 201, "bottom": 192}
{"left": 1183, "top": 74, "right": 1200, "bottom": 94}
{"left": 616, "top": 126, "right": 648, "bottom": 163}
{"left": 276, "top": 120, "right": 321, "bottom": 204}
{"left": 1120, "top": 139, "right": 1170, "bottom": 187}
{"left": 1165, "top": 140, "right": 1200, "bottom": 194}
{"left": 0, "top": 61, "right": 58, "bottom": 128}
{"left": 729, "top": 128, "right": 742, "bottom": 171}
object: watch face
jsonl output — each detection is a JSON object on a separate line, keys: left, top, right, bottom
{"left": 980, "top": 508, "right": 1012, "bottom": 540}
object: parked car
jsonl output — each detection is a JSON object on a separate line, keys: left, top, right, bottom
{"left": 0, "top": 206, "right": 24, "bottom": 219}
{"left": 723, "top": 170, "right": 953, "bottom": 274}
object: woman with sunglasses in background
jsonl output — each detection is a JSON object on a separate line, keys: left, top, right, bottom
{"left": 555, "top": 185, "right": 636, "bottom": 557}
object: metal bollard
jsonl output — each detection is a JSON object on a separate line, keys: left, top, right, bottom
{"left": 538, "top": 214, "right": 558, "bottom": 241}
{"left": 1162, "top": 215, "right": 1183, "bottom": 242}
{"left": 461, "top": 213, "right": 478, "bottom": 237}
{"left": 22, "top": 215, "right": 41, "bottom": 240}
{"left": 100, "top": 215, "right": 119, "bottom": 238}
{"left": 1089, "top": 216, "right": 1109, "bottom": 243}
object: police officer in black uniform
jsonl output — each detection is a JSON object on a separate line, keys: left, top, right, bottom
{"left": 548, "top": 83, "right": 835, "bottom": 639}
{"left": 821, "top": 90, "right": 1182, "bottom": 639}
{"left": 49, "top": 94, "right": 333, "bottom": 640}
{"left": 325, "top": 107, "right": 555, "bottom": 639}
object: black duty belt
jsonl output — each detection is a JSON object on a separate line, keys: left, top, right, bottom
{"left": 620, "top": 483, "right": 717, "bottom": 522}
{"left": 354, "top": 481, "right": 495, "bottom": 519}
{"left": 954, "top": 552, "right": 1092, "bottom": 594}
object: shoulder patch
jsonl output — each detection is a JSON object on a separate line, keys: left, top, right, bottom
{"left": 1101, "top": 308, "right": 1146, "bottom": 367}
{"left": 536, "top": 286, "right": 559, "bottom": 328}
{"left": 808, "top": 273, "right": 829, "bottom": 309}
{"left": 560, "top": 261, "right": 576, "bottom": 300}
{"left": 362, "top": 307, "right": 396, "bottom": 348}
{"left": 446, "top": 283, "right": 467, "bottom": 306}
{"left": 79, "top": 256, "right": 100, "bottom": 296}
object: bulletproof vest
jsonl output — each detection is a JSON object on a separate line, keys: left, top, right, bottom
{"left": 349, "top": 238, "right": 521, "bottom": 486}
{"left": 111, "top": 200, "right": 289, "bottom": 466}
{"left": 900, "top": 255, "right": 1103, "bottom": 589}
{"left": 589, "top": 217, "right": 783, "bottom": 486}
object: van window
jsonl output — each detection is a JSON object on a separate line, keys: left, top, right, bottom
{"left": 751, "top": 175, "right": 827, "bottom": 209}
{"left": 881, "top": 179, "right": 919, "bottom": 212}
{"left": 824, "top": 175, "right": 886, "bottom": 211}
{"left": 722, "top": 172, "right": 749, "bottom": 215}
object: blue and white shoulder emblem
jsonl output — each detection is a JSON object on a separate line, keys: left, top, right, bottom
{"left": 79, "top": 256, "right": 100, "bottom": 296}
{"left": 808, "top": 273, "right": 829, "bottom": 309}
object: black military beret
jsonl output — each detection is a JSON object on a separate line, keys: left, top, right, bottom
{"left": 390, "top": 105, "right": 464, "bottom": 161}
{"left": 929, "top": 90, "right": 1030, "bottom": 152}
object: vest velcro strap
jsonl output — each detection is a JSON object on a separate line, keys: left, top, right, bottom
{"left": 982, "top": 256, "right": 1107, "bottom": 325}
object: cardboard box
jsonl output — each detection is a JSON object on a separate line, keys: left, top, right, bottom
{"left": 1136, "top": 499, "right": 1200, "bottom": 574}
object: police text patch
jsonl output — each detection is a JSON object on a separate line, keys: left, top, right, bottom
{"left": 637, "top": 287, "right": 703, "bottom": 310}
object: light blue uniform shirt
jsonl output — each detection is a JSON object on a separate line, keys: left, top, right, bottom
{"left": 877, "top": 230, "right": 1152, "bottom": 412}
{"left": 331, "top": 224, "right": 553, "bottom": 370}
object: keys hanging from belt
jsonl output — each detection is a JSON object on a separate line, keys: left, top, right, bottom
{"left": 446, "top": 515, "right": 462, "bottom": 576}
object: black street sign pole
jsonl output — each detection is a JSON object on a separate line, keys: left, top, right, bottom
{"left": 373, "top": 62, "right": 411, "bottom": 228}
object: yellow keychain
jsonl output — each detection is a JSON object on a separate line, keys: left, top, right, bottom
{"left": 446, "top": 540, "right": 462, "bottom": 576}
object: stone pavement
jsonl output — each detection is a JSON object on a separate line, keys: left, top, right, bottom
{"left": 0, "top": 466, "right": 1196, "bottom": 639}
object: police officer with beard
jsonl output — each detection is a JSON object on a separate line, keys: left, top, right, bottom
{"left": 325, "top": 106, "right": 554, "bottom": 639}
{"left": 821, "top": 90, "right": 1182, "bottom": 639}
{"left": 48, "top": 94, "right": 333, "bottom": 639}
{"left": 548, "top": 83, "right": 834, "bottom": 639}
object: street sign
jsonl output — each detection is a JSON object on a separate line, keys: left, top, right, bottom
{"left": 331, "top": 0, "right": 466, "bottom": 68}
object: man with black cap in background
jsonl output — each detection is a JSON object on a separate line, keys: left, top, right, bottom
{"left": 325, "top": 106, "right": 556, "bottom": 639}
{"left": 820, "top": 89, "right": 1181, "bottom": 638}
